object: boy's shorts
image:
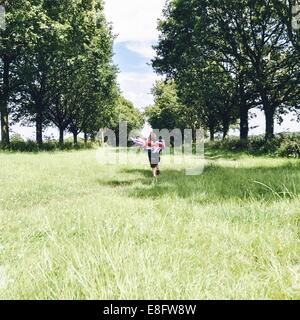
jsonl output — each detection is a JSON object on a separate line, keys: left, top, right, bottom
{"left": 148, "top": 150, "right": 160, "bottom": 168}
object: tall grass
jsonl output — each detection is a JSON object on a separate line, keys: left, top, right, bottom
{"left": 0, "top": 149, "right": 299, "bottom": 299}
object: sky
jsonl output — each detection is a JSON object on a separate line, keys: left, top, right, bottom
{"left": 104, "top": 0, "right": 165, "bottom": 110}
{"left": 10, "top": 0, "right": 300, "bottom": 139}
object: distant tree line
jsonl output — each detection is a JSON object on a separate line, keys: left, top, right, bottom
{"left": 150, "top": 0, "right": 300, "bottom": 141}
{"left": 0, "top": 0, "right": 142, "bottom": 148}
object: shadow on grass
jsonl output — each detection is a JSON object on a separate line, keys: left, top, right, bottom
{"left": 98, "top": 179, "right": 145, "bottom": 187}
{"left": 204, "top": 149, "right": 248, "bottom": 161}
{"left": 98, "top": 162, "right": 300, "bottom": 203}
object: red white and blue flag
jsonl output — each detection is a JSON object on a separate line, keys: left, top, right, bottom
{"left": 131, "top": 138, "right": 166, "bottom": 154}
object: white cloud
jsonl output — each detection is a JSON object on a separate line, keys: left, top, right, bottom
{"left": 105, "top": 0, "right": 166, "bottom": 43}
{"left": 117, "top": 72, "right": 160, "bottom": 109}
{"left": 124, "top": 41, "right": 156, "bottom": 59}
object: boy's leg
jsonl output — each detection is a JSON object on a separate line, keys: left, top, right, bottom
{"left": 157, "top": 156, "right": 161, "bottom": 175}
{"left": 157, "top": 167, "right": 160, "bottom": 175}
{"left": 152, "top": 167, "right": 157, "bottom": 177}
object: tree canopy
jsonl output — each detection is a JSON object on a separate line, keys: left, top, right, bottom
{"left": 0, "top": 0, "right": 142, "bottom": 146}
{"left": 152, "top": 0, "right": 300, "bottom": 140}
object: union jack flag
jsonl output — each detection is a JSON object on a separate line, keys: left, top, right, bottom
{"left": 131, "top": 138, "right": 166, "bottom": 154}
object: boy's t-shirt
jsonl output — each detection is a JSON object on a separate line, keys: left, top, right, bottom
{"left": 147, "top": 139, "right": 165, "bottom": 164}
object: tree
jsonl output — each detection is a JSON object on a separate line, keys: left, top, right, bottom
{"left": 47, "top": 0, "right": 117, "bottom": 145}
{"left": 111, "top": 96, "right": 143, "bottom": 145}
{"left": 3, "top": 0, "right": 117, "bottom": 146}
{"left": 67, "top": 63, "right": 118, "bottom": 144}
{"left": 145, "top": 80, "right": 188, "bottom": 131}
{"left": 146, "top": 77, "right": 238, "bottom": 141}
{"left": 273, "top": 0, "right": 300, "bottom": 53}
{"left": 12, "top": 3, "right": 62, "bottom": 145}
{"left": 153, "top": 0, "right": 300, "bottom": 140}
{"left": 0, "top": 0, "right": 42, "bottom": 146}
{"left": 152, "top": 0, "right": 241, "bottom": 140}
{"left": 199, "top": 0, "right": 300, "bottom": 139}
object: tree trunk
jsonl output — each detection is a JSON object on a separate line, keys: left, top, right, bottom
{"left": 238, "top": 74, "right": 249, "bottom": 141}
{"left": 239, "top": 105, "right": 249, "bottom": 141}
{"left": 0, "top": 57, "right": 10, "bottom": 147}
{"left": 90, "top": 132, "right": 96, "bottom": 142}
{"left": 73, "top": 132, "right": 78, "bottom": 144}
{"left": 209, "top": 126, "right": 215, "bottom": 142}
{"left": 36, "top": 110, "right": 43, "bottom": 146}
{"left": 0, "top": 107, "right": 9, "bottom": 147}
{"left": 222, "top": 119, "right": 230, "bottom": 140}
{"left": 261, "top": 92, "right": 275, "bottom": 140}
{"left": 59, "top": 128, "right": 64, "bottom": 145}
{"left": 84, "top": 131, "right": 88, "bottom": 144}
{"left": 265, "top": 108, "right": 275, "bottom": 140}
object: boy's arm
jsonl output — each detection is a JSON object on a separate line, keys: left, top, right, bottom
{"left": 131, "top": 138, "right": 145, "bottom": 148}
{"left": 159, "top": 140, "right": 166, "bottom": 150}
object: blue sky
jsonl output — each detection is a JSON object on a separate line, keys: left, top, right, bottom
{"left": 113, "top": 42, "right": 154, "bottom": 75}
{"left": 105, "top": 0, "right": 165, "bottom": 110}
{"left": 112, "top": 41, "right": 158, "bottom": 109}
{"left": 11, "top": 0, "right": 300, "bottom": 138}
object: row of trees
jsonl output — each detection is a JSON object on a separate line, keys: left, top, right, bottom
{"left": 150, "top": 0, "right": 300, "bottom": 141}
{"left": 0, "top": 0, "right": 142, "bottom": 147}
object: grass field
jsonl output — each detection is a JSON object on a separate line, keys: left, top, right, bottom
{"left": 0, "top": 148, "right": 299, "bottom": 299}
